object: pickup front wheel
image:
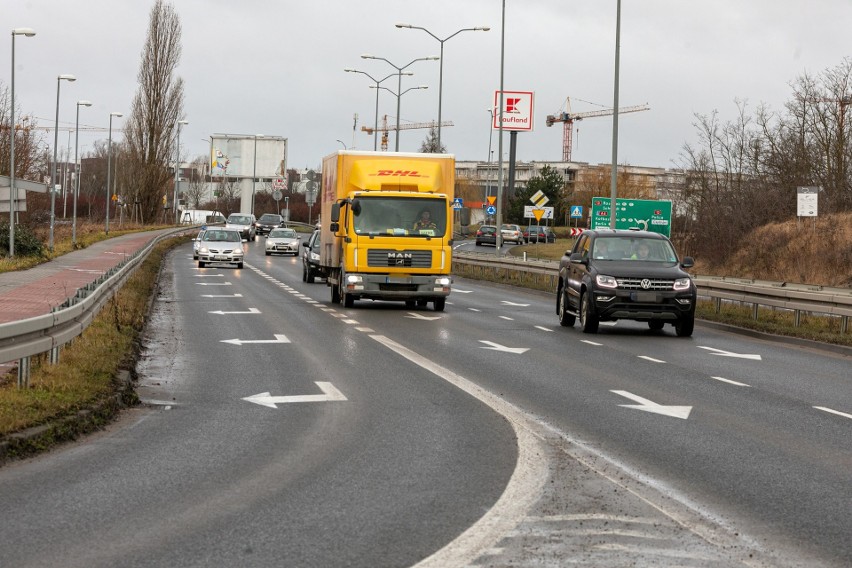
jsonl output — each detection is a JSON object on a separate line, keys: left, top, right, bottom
{"left": 579, "top": 291, "right": 599, "bottom": 333}
{"left": 558, "top": 289, "right": 576, "bottom": 327}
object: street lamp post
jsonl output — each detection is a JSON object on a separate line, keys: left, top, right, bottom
{"left": 252, "top": 134, "right": 263, "bottom": 214}
{"left": 105, "top": 111, "right": 122, "bottom": 235}
{"left": 173, "top": 119, "right": 188, "bottom": 224}
{"left": 8, "top": 27, "right": 36, "bottom": 259}
{"left": 48, "top": 74, "right": 75, "bottom": 252}
{"left": 344, "top": 69, "right": 408, "bottom": 151}
{"left": 396, "top": 23, "right": 489, "bottom": 151}
{"left": 360, "top": 54, "right": 439, "bottom": 151}
{"left": 72, "top": 100, "right": 92, "bottom": 247}
{"left": 284, "top": 196, "right": 289, "bottom": 221}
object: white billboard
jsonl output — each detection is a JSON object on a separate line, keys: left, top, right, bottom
{"left": 209, "top": 135, "right": 288, "bottom": 178}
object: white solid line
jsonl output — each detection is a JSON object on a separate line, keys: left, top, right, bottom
{"left": 581, "top": 340, "right": 603, "bottom": 346}
{"left": 499, "top": 316, "right": 514, "bottom": 321}
{"left": 638, "top": 356, "right": 666, "bottom": 363}
{"left": 534, "top": 326, "right": 553, "bottom": 332}
{"left": 469, "top": 308, "right": 481, "bottom": 312}
{"left": 710, "top": 376, "right": 751, "bottom": 387}
{"left": 814, "top": 406, "right": 852, "bottom": 420}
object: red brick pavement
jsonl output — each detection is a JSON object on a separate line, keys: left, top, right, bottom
{"left": 0, "top": 229, "right": 180, "bottom": 325}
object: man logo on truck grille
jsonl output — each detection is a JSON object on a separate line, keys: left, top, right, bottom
{"left": 388, "top": 252, "right": 412, "bottom": 266}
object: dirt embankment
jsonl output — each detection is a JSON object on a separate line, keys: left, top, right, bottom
{"left": 692, "top": 212, "right": 852, "bottom": 288}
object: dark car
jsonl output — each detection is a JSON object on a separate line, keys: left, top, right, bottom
{"left": 475, "top": 225, "right": 498, "bottom": 246}
{"left": 556, "top": 229, "right": 696, "bottom": 336}
{"left": 301, "top": 229, "right": 326, "bottom": 283}
{"left": 523, "top": 225, "right": 556, "bottom": 243}
{"left": 256, "top": 213, "right": 285, "bottom": 235}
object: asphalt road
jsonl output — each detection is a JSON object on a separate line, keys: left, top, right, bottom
{"left": 0, "top": 237, "right": 849, "bottom": 567}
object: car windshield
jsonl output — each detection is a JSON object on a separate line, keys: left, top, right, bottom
{"left": 204, "top": 230, "right": 241, "bottom": 242}
{"left": 351, "top": 197, "right": 447, "bottom": 238}
{"left": 269, "top": 228, "right": 296, "bottom": 238}
{"left": 259, "top": 215, "right": 281, "bottom": 223}
{"left": 592, "top": 236, "right": 677, "bottom": 262}
{"left": 227, "top": 215, "right": 252, "bottom": 225}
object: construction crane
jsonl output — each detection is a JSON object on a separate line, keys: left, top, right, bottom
{"left": 361, "top": 115, "right": 453, "bottom": 151}
{"left": 545, "top": 98, "right": 650, "bottom": 161}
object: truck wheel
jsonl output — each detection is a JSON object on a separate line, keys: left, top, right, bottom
{"left": 343, "top": 290, "right": 354, "bottom": 308}
{"left": 558, "top": 289, "right": 576, "bottom": 327}
{"left": 579, "top": 291, "right": 599, "bottom": 334}
{"left": 675, "top": 313, "right": 695, "bottom": 337}
{"left": 433, "top": 298, "right": 446, "bottom": 311}
{"left": 331, "top": 282, "right": 341, "bottom": 303}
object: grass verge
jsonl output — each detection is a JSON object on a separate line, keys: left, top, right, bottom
{"left": 0, "top": 236, "right": 184, "bottom": 456}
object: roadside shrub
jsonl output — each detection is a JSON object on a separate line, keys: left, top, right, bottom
{"left": 0, "top": 221, "right": 45, "bottom": 257}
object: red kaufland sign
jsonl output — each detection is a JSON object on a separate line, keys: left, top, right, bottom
{"left": 493, "top": 91, "right": 535, "bottom": 132}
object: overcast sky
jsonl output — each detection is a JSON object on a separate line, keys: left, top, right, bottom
{"left": 4, "top": 0, "right": 851, "bottom": 173}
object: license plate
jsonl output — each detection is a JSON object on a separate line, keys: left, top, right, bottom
{"left": 386, "top": 277, "right": 409, "bottom": 284}
{"left": 631, "top": 291, "right": 659, "bottom": 302}
{"left": 214, "top": 255, "right": 228, "bottom": 261}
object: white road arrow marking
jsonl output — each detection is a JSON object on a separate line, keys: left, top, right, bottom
{"left": 405, "top": 312, "right": 442, "bottom": 321}
{"left": 610, "top": 390, "right": 692, "bottom": 420}
{"left": 242, "top": 382, "right": 347, "bottom": 408}
{"left": 698, "top": 346, "right": 762, "bottom": 360}
{"left": 479, "top": 340, "right": 529, "bottom": 354}
{"left": 196, "top": 282, "right": 232, "bottom": 286}
{"left": 208, "top": 308, "right": 261, "bottom": 315}
{"left": 501, "top": 301, "right": 530, "bottom": 307}
{"left": 221, "top": 334, "right": 290, "bottom": 345}
{"left": 201, "top": 294, "right": 243, "bottom": 298}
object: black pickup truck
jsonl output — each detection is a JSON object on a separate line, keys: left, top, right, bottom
{"left": 556, "top": 229, "right": 697, "bottom": 336}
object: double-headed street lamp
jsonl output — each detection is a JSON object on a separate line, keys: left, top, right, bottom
{"left": 396, "top": 23, "right": 489, "bottom": 151}
{"left": 105, "top": 111, "right": 122, "bottom": 235}
{"left": 8, "top": 27, "right": 36, "bottom": 259}
{"left": 72, "top": 100, "right": 92, "bottom": 247}
{"left": 344, "top": 68, "right": 410, "bottom": 151}
{"left": 360, "top": 54, "right": 438, "bottom": 151}
{"left": 173, "top": 119, "right": 188, "bottom": 224}
{"left": 49, "top": 74, "right": 76, "bottom": 252}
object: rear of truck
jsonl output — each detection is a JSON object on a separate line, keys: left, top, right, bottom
{"left": 319, "top": 151, "right": 455, "bottom": 310}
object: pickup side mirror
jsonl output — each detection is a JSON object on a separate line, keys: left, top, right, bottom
{"left": 681, "top": 256, "right": 695, "bottom": 269}
{"left": 569, "top": 252, "right": 587, "bottom": 265}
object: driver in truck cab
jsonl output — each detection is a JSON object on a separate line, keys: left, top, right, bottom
{"left": 412, "top": 209, "right": 437, "bottom": 232}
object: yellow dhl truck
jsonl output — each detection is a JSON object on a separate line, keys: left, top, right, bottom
{"left": 319, "top": 150, "right": 455, "bottom": 311}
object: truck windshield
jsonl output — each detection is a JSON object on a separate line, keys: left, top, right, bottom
{"left": 351, "top": 197, "right": 447, "bottom": 238}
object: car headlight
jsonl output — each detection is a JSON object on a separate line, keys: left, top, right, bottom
{"left": 200, "top": 246, "right": 210, "bottom": 254}
{"left": 673, "top": 277, "right": 692, "bottom": 291}
{"left": 595, "top": 274, "right": 618, "bottom": 289}
{"left": 310, "top": 252, "right": 320, "bottom": 261}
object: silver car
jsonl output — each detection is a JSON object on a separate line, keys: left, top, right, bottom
{"left": 265, "top": 227, "right": 301, "bottom": 256}
{"left": 197, "top": 228, "right": 245, "bottom": 269}
{"left": 225, "top": 213, "right": 257, "bottom": 241}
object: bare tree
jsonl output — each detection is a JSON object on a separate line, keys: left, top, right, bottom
{"left": 122, "top": 0, "right": 185, "bottom": 223}
{"left": 182, "top": 155, "right": 208, "bottom": 210}
{"left": 0, "top": 83, "right": 46, "bottom": 182}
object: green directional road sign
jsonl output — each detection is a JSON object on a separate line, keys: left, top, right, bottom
{"left": 590, "top": 197, "right": 672, "bottom": 236}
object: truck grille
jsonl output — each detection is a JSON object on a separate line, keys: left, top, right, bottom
{"left": 368, "top": 249, "right": 432, "bottom": 268}
{"left": 617, "top": 277, "right": 675, "bottom": 290}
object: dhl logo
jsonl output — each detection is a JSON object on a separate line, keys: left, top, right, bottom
{"left": 374, "top": 170, "right": 422, "bottom": 177}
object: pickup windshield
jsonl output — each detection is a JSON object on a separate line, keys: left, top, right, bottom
{"left": 351, "top": 196, "right": 447, "bottom": 238}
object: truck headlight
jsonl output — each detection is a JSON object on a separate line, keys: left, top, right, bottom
{"left": 346, "top": 274, "right": 362, "bottom": 285}
{"left": 435, "top": 277, "right": 451, "bottom": 286}
{"left": 595, "top": 274, "right": 618, "bottom": 289}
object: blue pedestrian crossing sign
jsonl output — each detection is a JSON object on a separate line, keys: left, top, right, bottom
{"left": 452, "top": 198, "right": 464, "bottom": 210}
{"left": 570, "top": 205, "right": 583, "bottom": 219}
{"left": 486, "top": 205, "right": 496, "bottom": 215}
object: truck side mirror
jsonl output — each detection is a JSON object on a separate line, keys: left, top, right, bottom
{"left": 331, "top": 203, "right": 340, "bottom": 223}
{"left": 330, "top": 222, "right": 339, "bottom": 232}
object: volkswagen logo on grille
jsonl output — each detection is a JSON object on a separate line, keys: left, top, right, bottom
{"left": 640, "top": 278, "right": 652, "bottom": 289}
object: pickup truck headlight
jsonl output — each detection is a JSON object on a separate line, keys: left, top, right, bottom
{"left": 673, "top": 277, "right": 692, "bottom": 291}
{"left": 595, "top": 274, "right": 618, "bottom": 289}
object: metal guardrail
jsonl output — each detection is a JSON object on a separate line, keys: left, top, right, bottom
{"left": 0, "top": 227, "right": 190, "bottom": 386}
{"left": 452, "top": 251, "right": 852, "bottom": 334}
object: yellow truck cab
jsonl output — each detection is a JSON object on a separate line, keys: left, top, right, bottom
{"left": 319, "top": 151, "right": 455, "bottom": 311}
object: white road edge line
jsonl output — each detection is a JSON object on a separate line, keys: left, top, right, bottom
{"left": 371, "top": 334, "right": 548, "bottom": 568}
{"left": 814, "top": 406, "right": 852, "bottom": 420}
